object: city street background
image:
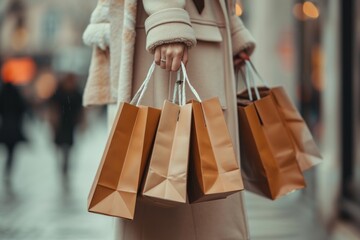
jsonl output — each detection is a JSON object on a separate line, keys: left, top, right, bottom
{"left": 0, "top": 111, "right": 114, "bottom": 239}
{"left": 1, "top": 0, "right": 360, "bottom": 239}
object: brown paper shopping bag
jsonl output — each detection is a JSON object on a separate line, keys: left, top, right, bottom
{"left": 88, "top": 63, "right": 160, "bottom": 219}
{"left": 188, "top": 98, "right": 244, "bottom": 203}
{"left": 237, "top": 60, "right": 306, "bottom": 200}
{"left": 270, "top": 87, "right": 322, "bottom": 171}
{"left": 241, "top": 60, "right": 322, "bottom": 172}
{"left": 142, "top": 69, "right": 194, "bottom": 206}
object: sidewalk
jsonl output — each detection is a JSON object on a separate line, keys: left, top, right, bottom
{"left": 245, "top": 191, "right": 327, "bottom": 240}
{"left": 0, "top": 113, "right": 114, "bottom": 240}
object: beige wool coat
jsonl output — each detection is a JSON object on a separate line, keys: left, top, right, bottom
{"left": 84, "top": 0, "right": 256, "bottom": 239}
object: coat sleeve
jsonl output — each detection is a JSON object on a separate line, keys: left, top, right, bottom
{"left": 228, "top": 2, "right": 256, "bottom": 56}
{"left": 142, "top": 0, "right": 197, "bottom": 53}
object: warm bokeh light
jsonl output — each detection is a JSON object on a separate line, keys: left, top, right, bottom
{"left": 293, "top": 2, "right": 320, "bottom": 20}
{"left": 235, "top": 3, "right": 243, "bottom": 16}
{"left": 1, "top": 57, "right": 36, "bottom": 85}
{"left": 34, "top": 71, "right": 58, "bottom": 100}
{"left": 311, "top": 46, "right": 324, "bottom": 92}
{"left": 303, "top": 1, "right": 319, "bottom": 19}
{"left": 293, "top": 3, "right": 306, "bottom": 21}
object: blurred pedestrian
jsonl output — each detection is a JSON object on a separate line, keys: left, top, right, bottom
{"left": 49, "top": 73, "right": 83, "bottom": 176}
{"left": 0, "top": 80, "right": 27, "bottom": 181}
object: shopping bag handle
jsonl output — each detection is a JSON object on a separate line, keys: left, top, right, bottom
{"left": 241, "top": 59, "right": 270, "bottom": 101}
{"left": 180, "top": 62, "right": 202, "bottom": 103}
{"left": 171, "top": 62, "right": 202, "bottom": 106}
{"left": 130, "top": 61, "right": 156, "bottom": 106}
{"left": 172, "top": 71, "right": 185, "bottom": 105}
{"left": 130, "top": 61, "right": 201, "bottom": 106}
{"left": 245, "top": 60, "right": 269, "bottom": 87}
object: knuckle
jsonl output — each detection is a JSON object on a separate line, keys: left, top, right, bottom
{"left": 166, "top": 51, "right": 172, "bottom": 57}
{"left": 174, "top": 49, "right": 182, "bottom": 56}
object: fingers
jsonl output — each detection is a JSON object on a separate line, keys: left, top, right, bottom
{"left": 160, "top": 47, "right": 167, "bottom": 69}
{"left": 233, "top": 50, "right": 249, "bottom": 69}
{"left": 154, "top": 48, "right": 161, "bottom": 65}
{"left": 182, "top": 48, "right": 188, "bottom": 66}
{"left": 171, "top": 45, "right": 185, "bottom": 71}
{"left": 233, "top": 57, "right": 244, "bottom": 66}
{"left": 239, "top": 51, "right": 249, "bottom": 61}
{"left": 172, "top": 55, "right": 181, "bottom": 72}
{"left": 154, "top": 43, "right": 187, "bottom": 72}
{"left": 165, "top": 49, "right": 173, "bottom": 71}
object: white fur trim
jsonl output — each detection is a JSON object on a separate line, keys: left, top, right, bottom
{"left": 90, "top": 3, "right": 110, "bottom": 24}
{"left": 82, "top": 23, "right": 110, "bottom": 50}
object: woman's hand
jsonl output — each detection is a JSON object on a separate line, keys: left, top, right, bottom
{"left": 233, "top": 50, "right": 250, "bottom": 70}
{"left": 154, "top": 43, "right": 188, "bottom": 72}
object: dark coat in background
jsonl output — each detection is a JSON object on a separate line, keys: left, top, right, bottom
{"left": 0, "top": 83, "right": 26, "bottom": 146}
{"left": 50, "top": 83, "right": 82, "bottom": 147}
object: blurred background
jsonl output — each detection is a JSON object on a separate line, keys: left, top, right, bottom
{"left": 0, "top": 0, "right": 359, "bottom": 239}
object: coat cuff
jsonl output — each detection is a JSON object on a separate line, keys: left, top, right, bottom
{"left": 230, "top": 15, "right": 256, "bottom": 56}
{"left": 145, "top": 8, "right": 197, "bottom": 53}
